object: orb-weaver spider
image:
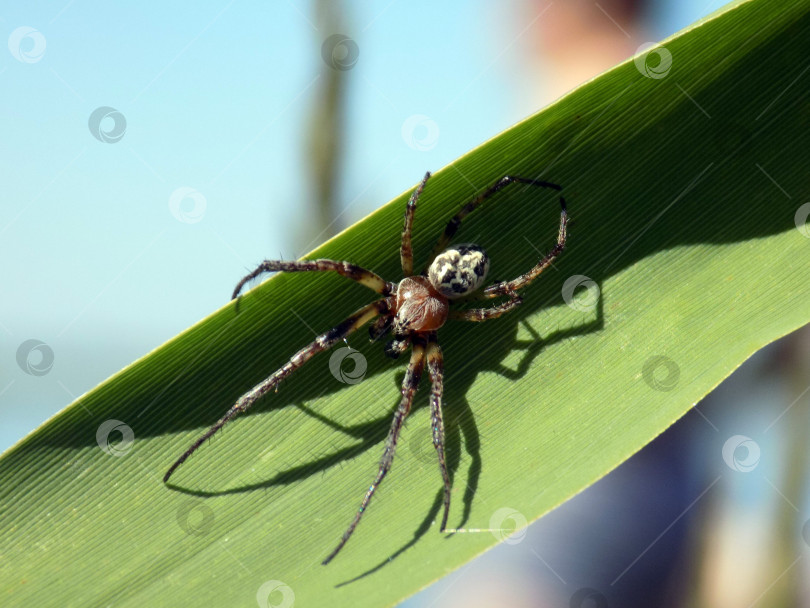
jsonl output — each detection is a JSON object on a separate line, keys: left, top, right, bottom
{"left": 163, "top": 171, "right": 568, "bottom": 564}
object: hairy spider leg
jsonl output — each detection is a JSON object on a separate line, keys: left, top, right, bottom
{"left": 425, "top": 335, "right": 451, "bottom": 532}
{"left": 322, "top": 335, "right": 427, "bottom": 564}
{"left": 163, "top": 297, "right": 393, "bottom": 483}
{"left": 482, "top": 197, "right": 568, "bottom": 298}
{"left": 443, "top": 179, "right": 568, "bottom": 319}
{"left": 232, "top": 259, "right": 396, "bottom": 300}
{"left": 448, "top": 291, "right": 524, "bottom": 322}
{"left": 400, "top": 171, "right": 432, "bottom": 277}
{"left": 424, "top": 175, "right": 564, "bottom": 272}
{"left": 452, "top": 204, "right": 566, "bottom": 319}
{"left": 368, "top": 314, "right": 394, "bottom": 342}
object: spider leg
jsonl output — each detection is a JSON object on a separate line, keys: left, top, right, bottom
{"left": 163, "top": 297, "right": 393, "bottom": 483}
{"left": 425, "top": 334, "right": 451, "bottom": 532}
{"left": 424, "top": 175, "right": 564, "bottom": 271}
{"left": 368, "top": 314, "right": 393, "bottom": 342}
{"left": 322, "top": 335, "right": 427, "bottom": 565}
{"left": 449, "top": 291, "right": 522, "bottom": 322}
{"left": 232, "top": 259, "right": 396, "bottom": 300}
{"left": 384, "top": 334, "right": 411, "bottom": 359}
{"left": 483, "top": 197, "right": 568, "bottom": 298}
{"left": 400, "top": 171, "right": 432, "bottom": 276}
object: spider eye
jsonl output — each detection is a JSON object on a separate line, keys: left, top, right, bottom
{"left": 427, "top": 244, "right": 489, "bottom": 298}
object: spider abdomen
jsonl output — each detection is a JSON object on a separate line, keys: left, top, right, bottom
{"left": 394, "top": 276, "right": 449, "bottom": 332}
{"left": 427, "top": 243, "right": 490, "bottom": 298}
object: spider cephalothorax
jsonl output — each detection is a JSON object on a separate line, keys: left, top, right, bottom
{"left": 393, "top": 276, "right": 448, "bottom": 332}
{"left": 164, "top": 171, "right": 568, "bottom": 565}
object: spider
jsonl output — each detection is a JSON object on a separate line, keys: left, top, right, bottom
{"left": 163, "top": 171, "right": 568, "bottom": 565}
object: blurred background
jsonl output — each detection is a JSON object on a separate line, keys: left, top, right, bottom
{"left": 3, "top": 0, "right": 809, "bottom": 606}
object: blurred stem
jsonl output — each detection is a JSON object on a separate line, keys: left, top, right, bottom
{"left": 775, "top": 325, "right": 810, "bottom": 605}
{"left": 683, "top": 328, "right": 810, "bottom": 608}
{"left": 303, "top": 0, "right": 349, "bottom": 249}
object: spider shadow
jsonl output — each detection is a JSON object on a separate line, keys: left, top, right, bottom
{"left": 164, "top": 283, "right": 603, "bottom": 580}
{"left": 330, "top": 286, "right": 603, "bottom": 583}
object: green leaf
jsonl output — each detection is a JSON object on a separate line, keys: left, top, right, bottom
{"left": 3, "top": 0, "right": 810, "bottom": 605}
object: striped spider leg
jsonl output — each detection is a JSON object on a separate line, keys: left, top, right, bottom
{"left": 162, "top": 260, "right": 395, "bottom": 484}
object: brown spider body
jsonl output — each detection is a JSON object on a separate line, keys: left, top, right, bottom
{"left": 393, "top": 276, "right": 449, "bottom": 333}
{"left": 164, "top": 170, "right": 569, "bottom": 565}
